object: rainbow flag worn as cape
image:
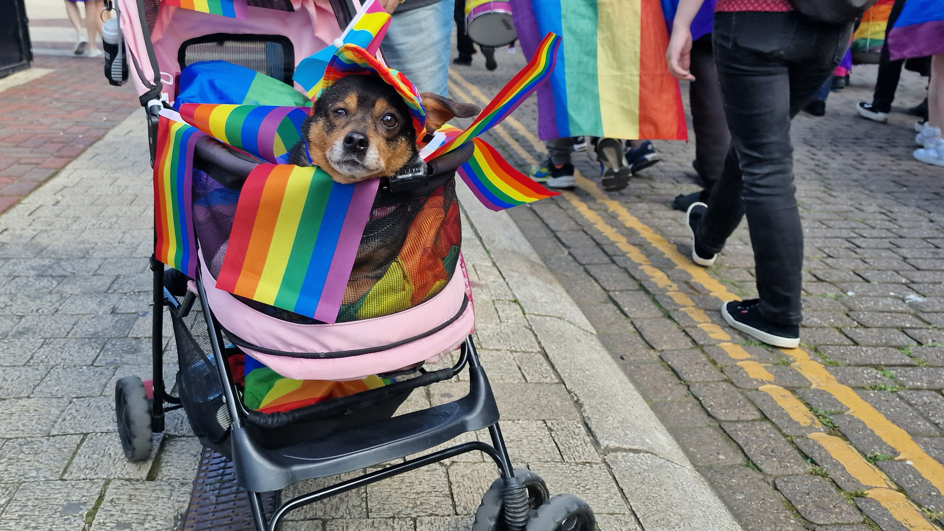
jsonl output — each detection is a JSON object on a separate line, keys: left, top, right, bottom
{"left": 243, "top": 354, "right": 392, "bottom": 413}
{"left": 177, "top": 103, "right": 308, "bottom": 164}
{"left": 161, "top": 0, "right": 247, "bottom": 19}
{"left": 294, "top": 0, "right": 392, "bottom": 100}
{"left": 887, "top": 0, "right": 944, "bottom": 61}
{"left": 509, "top": 0, "right": 686, "bottom": 141}
{"left": 215, "top": 164, "right": 379, "bottom": 323}
{"left": 851, "top": 0, "right": 893, "bottom": 57}
{"left": 154, "top": 115, "right": 204, "bottom": 277}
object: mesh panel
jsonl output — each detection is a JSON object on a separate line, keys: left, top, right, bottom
{"left": 181, "top": 37, "right": 294, "bottom": 83}
{"left": 192, "top": 170, "right": 461, "bottom": 324}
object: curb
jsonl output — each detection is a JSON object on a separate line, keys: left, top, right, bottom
{"left": 457, "top": 183, "right": 744, "bottom": 531}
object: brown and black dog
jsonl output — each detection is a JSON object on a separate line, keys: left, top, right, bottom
{"left": 290, "top": 75, "right": 480, "bottom": 184}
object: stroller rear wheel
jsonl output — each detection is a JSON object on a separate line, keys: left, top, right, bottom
{"left": 115, "top": 376, "right": 153, "bottom": 462}
{"left": 472, "top": 468, "right": 549, "bottom": 531}
{"left": 525, "top": 494, "right": 595, "bottom": 531}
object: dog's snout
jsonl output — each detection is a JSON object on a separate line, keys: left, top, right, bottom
{"left": 343, "top": 131, "right": 369, "bottom": 152}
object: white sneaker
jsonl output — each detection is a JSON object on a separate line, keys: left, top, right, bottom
{"left": 916, "top": 124, "right": 941, "bottom": 148}
{"left": 87, "top": 48, "right": 103, "bottom": 58}
{"left": 914, "top": 139, "right": 944, "bottom": 167}
{"left": 857, "top": 102, "right": 888, "bottom": 123}
{"left": 74, "top": 36, "right": 88, "bottom": 55}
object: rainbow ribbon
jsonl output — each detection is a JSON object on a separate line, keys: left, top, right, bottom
{"left": 154, "top": 116, "right": 204, "bottom": 277}
{"left": 426, "top": 33, "right": 561, "bottom": 160}
{"left": 177, "top": 103, "right": 308, "bottom": 164}
{"left": 215, "top": 164, "right": 379, "bottom": 322}
{"left": 458, "top": 138, "right": 559, "bottom": 211}
{"left": 161, "top": 0, "right": 247, "bottom": 19}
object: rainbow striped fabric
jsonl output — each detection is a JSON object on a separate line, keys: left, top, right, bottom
{"left": 459, "top": 139, "right": 558, "bottom": 211}
{"left": 509, "top": 0, "right": 687, "bottom": 141}
{"left": 888, "top": 0, "right": 944, "bottom": 61}
{"left": 154, "top": 116, "right": 204, "bottom": 277}
{"left": 177, "top": 103, "right": 308, "bottom": 164}
{"left": 215, "top": 164, "right": 379, "bottom": 323}
{"left": 851, "top": 0, "right": 893, "bottom": 57}
{"left": 243, "top": 354, "right": 392, "bottom": 413}
{"left": 161, "top": 0, "right": 246, "bottom": 19}
{"left": 295, "top": 0, "right": 391, "bottom": 100}
{"left": 426, "top": 33, "right": 561, "bottom": 160}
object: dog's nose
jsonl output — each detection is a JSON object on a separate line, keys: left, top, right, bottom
{"left": 343, "top": 131, "right": 369, "bottom": 152}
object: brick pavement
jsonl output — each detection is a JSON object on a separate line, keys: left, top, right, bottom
{"left": 453, "top": 48, "right": 944, "bottom": 531}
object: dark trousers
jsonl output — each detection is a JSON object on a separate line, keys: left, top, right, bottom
{"left": 872, "top": 0, "right": 907, "bottom": 112}
{"left": 689, "top": 34, "right": 730, "bottom": 194}
{"left": 698, "top": 12, "right": 851, "bottom": 325}
{"left": 454, "top": 0, "right": 476, "bottom": 56}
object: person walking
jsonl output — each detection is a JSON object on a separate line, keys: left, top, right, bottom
{"left": 380, "top": 0, "right": 456, "bottom": 96}
{"left": 666, "top": 0, "right": 852, "bottom": 348}
{"left": 64, "top": 0, "right": 106, "bottom": 57}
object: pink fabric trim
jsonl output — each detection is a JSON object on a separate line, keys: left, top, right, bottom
{"left": 200, "top": 252, "right": 474, "bottom": 381}
{"left": 716, "top": 0, "right": 792, "bottom": 12}
{"left": 468, "top": 2, "right": 512, "bottom": 19}
{"left": 118, "top": 0, "right": 158, "bottom": 99}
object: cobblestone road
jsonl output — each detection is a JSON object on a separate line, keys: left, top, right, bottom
{"left": 454, "top": 47, "right": 944, "bottom": 531}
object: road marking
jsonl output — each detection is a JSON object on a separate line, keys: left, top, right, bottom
{"left": 807, "top": 433, "right": 889, "bottom": 488}
{"left": 759, "top": 385, "right": 820, "bottom": 427}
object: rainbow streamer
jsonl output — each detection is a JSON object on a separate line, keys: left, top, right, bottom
{"left": 887, "top": 0, "right": 944, "bottom": 61}
{"left": 177, "top": 104, "right": 308, "bottom": 164}
{"left": 851, "top": 0, "right": 893, "bottom": 57}
{"left": 294, "top": 0, "right": 391, "bottom": 100}
{"left": 243, "top": 355, "right": 391, "bottom": 413}
{"left": 426, "top": 33, "right": 561, "bottom": 160}
{"left": 509, "top": 0, "right": 686, "bottom": 141}
{"left": 154, "top": 116, "right": 204, "bottom": 277}
{"left": 161, "top": 0, "right": 246, "bottom": 19}
{"left": 458, "top": 138, "right": 559, "bottom": 211}
{"left": 215, "top": 164, "right": 379, "bottom": 323}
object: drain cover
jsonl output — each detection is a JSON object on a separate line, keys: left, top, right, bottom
{"left": 181, "top": 447, "right": 278, "bottom": 531}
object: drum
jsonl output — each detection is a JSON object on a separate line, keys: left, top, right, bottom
{"left": 465, "top": 0, "right": 517, "bottom": 48}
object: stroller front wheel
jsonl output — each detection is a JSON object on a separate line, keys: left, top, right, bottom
{"left": 115, "top": 376, "right": 154, "bottom": 462}
{"left": 472, "top": 468, "right": 549, "bottom": 531}
{"left": 525, "top": 494, "right": 595, "bottom": 531}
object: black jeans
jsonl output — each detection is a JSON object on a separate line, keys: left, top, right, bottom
{"left": 699, "top": 12, "right": 851, "bottom": 325}
{"left": 689, "top": 34, "right": 730, "bottom": 195}
{"left": 871, "top": 0, "right": 907, "bottom": 112}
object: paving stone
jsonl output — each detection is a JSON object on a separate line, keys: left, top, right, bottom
{"left": 818, "top": 346, "right": 915, "bottom": 366}
{"left": 578, "top": 303, "right": 632, "bottom": 333}
{"left": 825, "top": 367, "right": 894, "bottom": 388}
{"left": 28, "top": 338, "right": 106, "bottom": 365}
{"left": 855, "top": 496, "right": 923, "bottom": 531}
{"left": 594, "top": 514, "right": 643, "bottom": 531}
{"left": 774, "top": 475, "right": 862, "bottom": 525}
{"left": 6, "top": 314, "right": 78, "bottom": 339}
{"left": 323, "top": 518, "right": 412, "bottom": 531}
{"left": 51, "top": 396, "right": 117, "bottom": 434}
{"left": 553, "top": 272, "right": 609, "bottom": 304}
{"left": 596, "top": 331, "right": 658, "bottom": 362}
{"left": 724, "top": 365, "right": 811, "bottom": 390}
{"left": 446, "top": 462, "right": 496, "bottom": 516}
{"left": 508, "top": 350, "right": 558, "bottom": 383}
{"left": 0, "top": 338, "right": 41, "bottom": 365}
{"left": 284, "top": 471, "right": 369, "bottom": 520}
{"left": 876, "top": 460, "right": 944, "bottom": 511}
{"left": 0, "top": 435, "right": 82, "bottom": 482}
{"left": 722, "top": 421, "right": 808, "bottom": 475}
{"left": 796, "top": 388, "right": 849, "bottom": 414}
{"left": 802, "top": 312, "right": 858, "bottom": 328}
{"left": 0, "top": 480, "right": 104, "bottom": 531}
{"left": 608, "top": 290, "right": 664, "bottom": 319}
{"left": 94, "top": 337, "right": 151, "bottom": 366}
{"left": 892, "top": 368, "right": 944, "bottom": 389}
{"left": 623, "top": 361, "right": 690, "bottom": 401}
{"left": 90, "top": 479, "right": 191, "bottom": 530}
{"left": 800, "top": 327, "right": 855, "bottom": 346}
{"left": 848, "top": 312, "right": 927, "bottom": 328}
{"left": 841, "top": 328, "right": 918, "bottom": 347}
{"left": 367, "top": 465, "right": 454, "bottom": 517}
{"left": 899, "top": 391, "right": 944, "bottom": 431}
{"left": 633, "top": 318, "right": 694, "bottom": 350}
{"left": 0, "top": 397, "right": 69, "bottom": 438}
{"left": 745, "top": 390, "right": 825, "bottom": 437}
{"left": 831, "top": 415, "right": 898, "bottom": 457}
{"left": 473, "top": 323, "right": 541, "bottom": 352}
{"left": 0, "top": 365, "right": 48, "bottom": 398}
{"left": 812, "top": 524, "right": 871, "bottom": 531}
{"left": 661, "top": 350, "right": 725, "bottom": 382}
{"left": 915, "top": 437, "right": 944, "bottom": 464}
{"left": 153, "top": 436, "right": 203, "bottom": 480}
{"left": 842, "top": 297, "right": 914, "bottom": 313}
{"left": 585, "top": 264, "right": 639, "bottom": 291}
{"left": 546, "top": 420, "right": 601, "bottom": 463}
{"left": 32, "top": 365, "right": 115, "bottom": 398}
{"left": 527, "top": 462, "right": 630, "bottom": 514}
{"left": 905, "top": 328, "right": 944, "bottom": 346}
{"left": 859, "top": 390, "right": 941, "bottom": 436}
{"left": 493, "top": 420, "right": 562, "bottom": 463}
{"left": 670, "top": 426, "right": 744, "bottom": 466}
{"left": 793, "top": 437, "right": 870, "bottom": 493}
{"left": 703, "top": 344, "right": 787, "bottom": 366}
{"left": 690, "top": 382, "right": 762, "bottom": 421}
{"left": 415, "top": 516, "right": 473, "bottom": 531}
{"left": 648, "top": 398, "right": 713, "bottom": 429}
{"left": 700, "top": 467, "right": 806, "bottom": 531}
{"left": 68, "top": 313, "right": 137, "bottom": 338}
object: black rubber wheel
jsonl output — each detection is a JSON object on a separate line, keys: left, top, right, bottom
{"left": 525, "top": 494, "right": 595, "bottom": 531}
{"left": 472, "top": 468, "right": 550, "bottom": 531}
{"left": 115, "top": 376, "right": 153, "bottom": 462}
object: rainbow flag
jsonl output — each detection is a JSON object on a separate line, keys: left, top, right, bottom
{"left": 177, "top": 104, "right": 308, "bottom": 164}
{"left": 215, "top": 164, "right": 379, "bottom": 323}
{"left": 154, "top": 116, "right": 204, "bottom": 277}
{"left": 459, "top": 138, "right": 559, "bottom": 211}
{"left": 161, "top": 0, "right": 246, "bottom": 19}
{"left": 175, "top": 61, "right": 313, "bottom": 108}
{"left": 851, "top": 0, "right": 893, "bottom": 57}
{"left": 426, "top": 33, "right": 561, "bottom": 160}
{"left": 243, "top": 355, "right": 392, "bottom": 414}
{"left": 888, "top": 0, "right": 944, "bottom": 61}
{"left": 509, "top": 0, "right": 687, "bottom": 141}
{"left": 294, "top": 0, "right": 391, "bottom": 100}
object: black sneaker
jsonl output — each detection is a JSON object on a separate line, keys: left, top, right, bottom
{"left": 595, "top": 137, "right": 631, "bottom": 192}
{"left": 686, "top": 202, "right": 716, "bottom": 266}
{"left": 804, "top": 99, "right": 826, "bottom": 117}
{"left": 857, "top": 102, "right": 888, "bottom": 123}
{"left": 453, "top": 54, "right": 473, "bottom": 66}
{"left": 624, "top": 140, "right": 660, "bottom": 174}
{"left": 721, "top": 299, "right": 800, "bottom": 348}
{"left": 530, "top": 157, "right": 575, "bottom": 188}
{"left": 482, "top": 47, "right": 497, "bottom": 71}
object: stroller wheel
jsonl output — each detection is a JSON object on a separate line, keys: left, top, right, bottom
{"left": 115, "top": 376, "right": 153, "bottom": 462}
{"left": 525, "top": 494, "right": 595, "bottom": 531}
{"left": 472, "top": 468, "right": 549, "bottom": 531}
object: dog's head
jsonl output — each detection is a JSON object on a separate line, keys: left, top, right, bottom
{"left": 304, "top": 75, "right": 479, "bottom": 184}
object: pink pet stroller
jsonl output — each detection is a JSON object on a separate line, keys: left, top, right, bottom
{"left": 106, "top": 0, "right": 593, "bottom": 529}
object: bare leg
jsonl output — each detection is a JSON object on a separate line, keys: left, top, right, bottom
{"left": 929, "top": 55, "right": 943, "bottom": 130}
{"left": 85, "top": 1, "right": 106, "bottom": 55}
{"left": 64, "top": 0, "right": 84, "bottom": 35}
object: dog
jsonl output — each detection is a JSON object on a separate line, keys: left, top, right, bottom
{"left": 289, "top": 74, "right": 480, "bottom": 184}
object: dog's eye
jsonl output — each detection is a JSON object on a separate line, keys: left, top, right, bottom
{"left": 381, "top": 114, "right": 398, "bottom": 128}
{"left": 333, "top": 108, "right": 347, "bottom": 116}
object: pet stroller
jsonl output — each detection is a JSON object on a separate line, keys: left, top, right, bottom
{"left": 108, "top": 0, "right": 594, "bottom": 530}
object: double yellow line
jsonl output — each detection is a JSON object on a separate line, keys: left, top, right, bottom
{"left": 448, "top": 68, "right": 942, "bottom": 530}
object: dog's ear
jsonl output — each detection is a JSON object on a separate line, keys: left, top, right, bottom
{"left": 420, "top": 92, "right": 480, "bottom": 134}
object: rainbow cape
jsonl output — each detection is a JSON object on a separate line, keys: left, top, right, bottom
{"left": 509, "top": 0, "right": 686, "bottom": 141}
{"left": 294, "top": 0, "right": 391, "bottom": 100}
{"left": 177, "top": 103, "right": 308, "bottom": 164}
{"left": 154, "top": 115, "right": 204, "bottom": 277}
{"left": 161, "top": 0, "right": 246, "bottom": 19}
{"left": 215, "top": 164, "right": 379, "bottom": 323}
{"left": 243, "top": 354, "right": 392, "bottom": 413}
{"left": 851, "top": 0, "right": 893, "bottom": 58}
{"left": 887, "top": 0, "right": 944, "bottom": 61}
